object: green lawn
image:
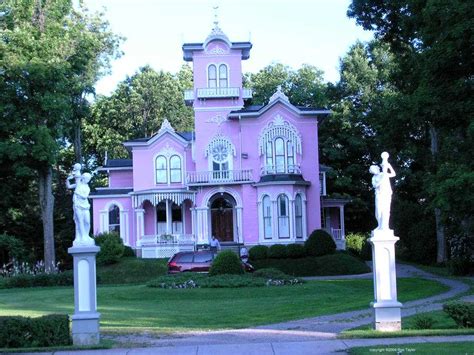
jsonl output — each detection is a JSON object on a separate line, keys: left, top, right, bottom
{"left": 349, "top": 341, "right": 474, "bottom": 354}
{"left": 0, "top": 278, "right": 447, "bottom": 332}
{"left": 97, "top": 257, "right": 167, "bottom": 285}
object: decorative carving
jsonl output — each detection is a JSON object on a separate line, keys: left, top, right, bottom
{"left": 269, "top": 85, "right": 289, "bottom": 103}
{"left": 158, "top": 118, "right": 175, "bottom": 134}
{"left": 206, "top": 114, "right": 228, "bottom": 126}
{"left": 258, "top": 116, "right": 302, "bottom": 156}
{"left": 159, "top": 143, "right": 178, "bottom": 158}
{"left": 205, "top": 45, "right": 229, "bottom": 55}
{"left": 205, "top": 134, "right": 236, "bottom": 158}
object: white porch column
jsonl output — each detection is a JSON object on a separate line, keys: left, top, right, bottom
{"left": 302, "top": 199, "right": 308, "bottom": 241}
{"left": 191, "top": 207, "right": 196, "bottom": 239}
{"left": 340, "top": 205, "right": 346, "bottom": 249}
{"left": 235, "top": 206, "right": 243, "bottom": 244}
{"left": 135, "top": 208, "right": 145, "bottom": 246}
{"left": 99, "top": 210, "right": 108, "bottom": 234}
{"left": 195, "top": 207, "right": 209, "bottom": 244}
{"left": 120, "top": 210, "right": 129, "bottom": 246}
{"left": 289, "top": 199, "right": 295, "bottom": 241}
{"left": 165, "top": 199, "right": 172, "bottom": 234}
{"left": 257, "top": 200, "right": 264, "bottom": 242}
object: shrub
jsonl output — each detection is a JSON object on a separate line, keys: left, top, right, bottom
{"left": 251, "top": 253, "right": 371, "bottom": 277}
{"left": 304, "top": 229, "right": 336, "bottom": 256}
{"left": 122, "top": 246, "right": 136, "bottom": 257}
{"left": 209, "top": 250, "right": 244, "bottom": 276}
{"left": 268, "top": 244, "right": 287, "bottom": 259}
{"left": 443, "top": 302, "right": 474, "bottom": 328}
{"left": 447, "top": 257, "right": 473, "bottom": 276}
{"left": 412, "top": 314, "right": 436, "bottom": 329}
{"left": 252, "top": 268, "right": 290, "bottom": 280}
{"left": 249, "top": 245, "right": 269, "bottom": 260}
{"left": 0, "top": 271, "right": 73, "bottom": 289}
{"left": 286, "top": 244, "right": 306, "bottom": 258}
{"left": 95, "top": 232, "right": 124, "bottom": 265}
{"left": 200, "top": 274, "right": 264, "bottom": 288}
{"left": 360, "top": 240, "right": 373, "bottom": 261}
{"left": 345, "top": 233, "right": 369, "bottom": 256}
{"left": 0, "top": 314, "right": 71, "bottom": 348}
{"left": 0, "top": 233, "right": 26, "bottom": 265}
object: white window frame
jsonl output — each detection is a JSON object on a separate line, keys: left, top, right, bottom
{"left": 154, "top": 150, "right": 184, "bottom": 185}
{"left": 206, "top": 62, "right": 230, "bottom": 88}
{"left": 277, "top": 194, "right": 290, "bottom": 239}
{"left": 262, "top": 195, "right": 272, "bottom": 240}
{"left": 295, "top": 194, "right": 303, "bottom": 239}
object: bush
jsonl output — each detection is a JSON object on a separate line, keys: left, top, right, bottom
{"left": 304, "top": 229, "right": 336, "bottom": 256}
{"left": 249, "top": 245, "right": 269, "bottom": 260}
{"left": 95, "top": 232, "right": 124, "bottom": 265}
{"left": 0, "top": 314, "right": 71, "bottom": 348}
{"left": 443, "top": 302, "right": 474, "bottom": 328}
{"left": 122, "top": 246, "right": 136, "bottom": 257}
{"left": 360, "top": 240, "right": 373, "bottom": 261}
{"left": 0, "top": 233, "right": 26, "bottom": 265}
{"left": 412, "top": 314, "right": 436, "bottom": 329}
{"left": 286, "top": 244, "right": 306, "bottom": 258}
{"left": 209, "top": 250, "right": 244, "bottom": 276}
{"left": 346, "top": 233, "right": 369, "bottom": 256}
{"left": 268, "top": 244, "right": 287, "bottom": 259}
{"left": 447, "top": 257, "right": 473, "bottom": 276}
{"left": 251, "top": 253, "right": 371, "bottom": 276}
{"left": 0, "top": 271, "right": 73, "bottom": 289}
{"left": 199, "top": 274, "right": 265, "bottom": 288}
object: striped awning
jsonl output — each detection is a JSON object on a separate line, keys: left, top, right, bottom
{"left": 132, "top": 191, "right": 196, "bottom": 208}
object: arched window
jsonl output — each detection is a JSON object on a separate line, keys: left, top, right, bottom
{"left": 295, "top": 194, "right": 303, "bottom": 239}
{"left": 155, "top": 155, "right": 167, "bottom": 183}
{"left": 287, "top": 140, "right": 295, "bottom": 173}
{"left": 208, "top": 64, "right": 217, "bottom": 88}
{"left": 169, "top": 155, "right": 182, "bottom": 183}
{"left": 277, "top": 194, "right": 290, "bottom": 239}
{"left": 262, "top": 195, "right": 272, "bottom": 239}
{"left": 108, "top": 205, "right": 120, "bottom": 234}
{"left": 219, "top": 64, "right": 228, "bottom": 87}
{"left": 275, "top": 138, "right": 285, "bottom": 173}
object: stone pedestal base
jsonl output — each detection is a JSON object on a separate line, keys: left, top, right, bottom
{"left": 372, "top": 301, "right": 402, "bottom": 331}
{"left": 68, "top": 245, "right": 101, "bottom": 346}
{"left": 369, "top": 229, "right": 402, "bottom": 332}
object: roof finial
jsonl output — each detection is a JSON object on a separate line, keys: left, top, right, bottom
{"left": 213, "top": 5, "right": 219, "bottom": 28}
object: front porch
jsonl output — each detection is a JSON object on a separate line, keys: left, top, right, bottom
{"left": 321, "top": 198, "right": 350, "bottom": 250}
{"left": 140, "top": 234, "right": 196, "bottom": 258}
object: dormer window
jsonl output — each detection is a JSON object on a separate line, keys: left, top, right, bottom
{"left": 207, "top": 63, "right": 229, "bottom": 88}
{"left": 155, "top": 154, "right": 182, "bottom": 184}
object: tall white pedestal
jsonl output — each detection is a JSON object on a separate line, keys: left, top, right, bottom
{"left": 369, "top": 229, "right": 402, "bottom": 331}
{"left": 68, "top": 245, "right": 101, "bottom": 345}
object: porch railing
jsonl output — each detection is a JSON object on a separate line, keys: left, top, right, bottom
{"left": 261, "top": 164, "right": 301, "bottom": 175}
{"left": 140, "top": 234, "right": 196, "bottom": 259}
{"left": 331, "top": 228, "right": 343, "bottom": 241}
{"left": 186, "top": 169, "right": 253, "bottom": 185}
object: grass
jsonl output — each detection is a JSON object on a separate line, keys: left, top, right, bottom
{"left": 340, "top": 310, "right": 474, "bottom": 338}
{"left": 348, "top": 341, "right": 474, "bottom": 354}
{"left": 0, "top": 278, "right": 447, "bottom": 333}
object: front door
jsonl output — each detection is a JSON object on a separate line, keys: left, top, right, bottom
{"left": 210, "top": 195, "right": 235, "bottom": 242}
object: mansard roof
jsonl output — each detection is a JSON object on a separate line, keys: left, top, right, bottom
{"left": 182, "top": 41, "right": 252, "bottom": 61}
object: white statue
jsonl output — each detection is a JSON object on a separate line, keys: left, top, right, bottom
{"left": 66, "top": 164, "right": 94, "bottom": 246}
{"left": 369, "top": 152, "right": 396, "bottom": 230}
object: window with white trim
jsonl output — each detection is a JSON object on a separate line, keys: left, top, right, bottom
{"left": 295, "top": 194, "right": 303, "bottom": 239}
{"left": 155, "top": 154, "right": 183, "bottom": 184}
{"left": 262, "top": 195, "right": 272, "bottom": 239}
{"left": 108, "top": 205, "right": 120, "bottom": 234}
{"left": 206, "top": 135, "right": 235, "bottom": 180}
{"left": 208, "top": 64, "right": 217, "bottom": 88}
{"left": 207, "top": 63, "right": 229, "bottom": 88}
{"left": 277, "top": 194, "right": 290, "bottom": 239}
{"left": 156, "top": 155, "right": 167, "bottom": 184}
{"left": 169, "top": 155, "right": 182, "bottom": 183}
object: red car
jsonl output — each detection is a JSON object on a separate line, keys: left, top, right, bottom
{"left": 167, "top": 250, "right": 254, "bottom": 274}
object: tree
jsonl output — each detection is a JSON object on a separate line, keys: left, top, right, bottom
{"left": 0, "top": 0, "right": 120, "bottom": 270}
{"left": 83, "top": 65, "right": 194, "bottom": 165}
{"left": 348, "top": 0, "right": 474, "bottom": 262}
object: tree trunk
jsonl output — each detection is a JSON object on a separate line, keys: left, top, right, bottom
{"left": 429, "top": 125, "right": 446, "bottom": 263}
{"left": 73, "top": 121, "right": 82, "bottom": 164}
{"left": 38, "top": 166, "right": 56, "bottom": 272}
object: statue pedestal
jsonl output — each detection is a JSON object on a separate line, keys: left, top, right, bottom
{"left": 369, "top": 229, "right": 402, "bottom": 331}
{"left": 68, "top": 245, "right": 101, "bottom": 345}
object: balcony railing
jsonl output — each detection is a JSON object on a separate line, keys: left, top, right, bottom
{"left": 186, "top": 169, "right": 253, "bottom": 185}
{"left": 184, "top": 87, "right": 253, "bottom": 101}
{"left": 261, "top": 165, "right": 302, "bottom": 175}
{"left": 140, "top": 234, "right": 196, "bottom": 258}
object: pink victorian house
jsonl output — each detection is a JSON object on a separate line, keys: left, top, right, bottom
{"left": 91, "top": 25, "right": 348, "bottom": 258}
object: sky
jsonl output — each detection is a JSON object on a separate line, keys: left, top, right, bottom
{"left": 84, "top": 0, "right": 374, "bottom": 96}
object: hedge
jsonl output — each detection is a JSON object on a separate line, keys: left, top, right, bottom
{"left": 251, "top": 253, "right": 371, "bottom": 277}
{"left": 0, "top": 314, "right": 71, "bottom": 348}
{"left": 268, "top": 244, "right": 287, "bottom": 259}
{"left": 209, "top": 250, "right": 244, "bottom": 276}
{"left": 443, "top": 301, "right": 474, "bottom": 328}
{"left": 249, "top": 245, "right": 269, "bottom": 260}
{"left": 305, "top": 229, "right": 336, "bottom": 256}
{"left": 0, "top": 271, "right": 73, "bottom": 289}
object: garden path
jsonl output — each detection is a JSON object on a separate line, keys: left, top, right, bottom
{"left": 102, "top": 263, "right": 471, "bottom": 349}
